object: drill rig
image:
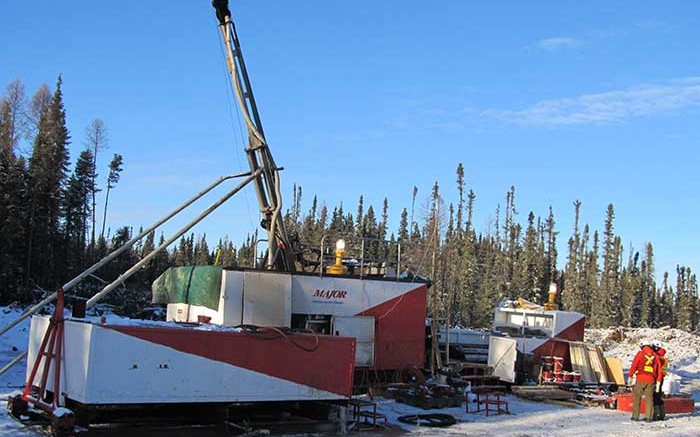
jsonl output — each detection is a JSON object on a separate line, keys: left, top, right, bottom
{"left": 5, "top": 1, "right": 429, "bottom": 432}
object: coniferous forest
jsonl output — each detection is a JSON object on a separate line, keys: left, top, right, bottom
{"left": 1, "top": 78, "right": 698, "bottom": 332}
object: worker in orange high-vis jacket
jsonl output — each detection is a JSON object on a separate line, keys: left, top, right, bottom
{"left": 651, "top": 341, "right": 668, "bottom": 421}
{"left": 629, "top": 341, "right": 662, "bottom": 421}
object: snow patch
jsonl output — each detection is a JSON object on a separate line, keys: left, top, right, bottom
{"left": 51, "top": 407, "right": 72, "bottom": 418}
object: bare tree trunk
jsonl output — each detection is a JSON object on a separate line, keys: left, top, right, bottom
{"left": 100, "top": 185, "right": 111, "bottom": 240}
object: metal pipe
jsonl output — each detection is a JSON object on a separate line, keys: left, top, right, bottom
{"left": 68, "top": 173, "right": 242, "bottom": 293}
{"left": 0, "top": 173, "right": 245, "bottom": 338}
{"left": 0, "top": 293, "right": 59, "bottom": 339}
{"left": 253, "top": 238, "right": 268, "bottom": 268}
{"left": 0, "top": 350, "right": 27, "bottom": 377}
{"left": 87, "top": 171, "right": 259, "bottom": 308}
{"left": 0, "top": 172, "right": 257, "bottom": 377}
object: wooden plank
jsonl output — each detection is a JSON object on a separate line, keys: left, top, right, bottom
{"left": 605, "top": 357, "right": 626, "bottom": 385}
{"left": 569, "top": 342, "right": 596, "bottom": 383}
{"left": 587, "top": 344, "right": 609, "bottom": 383}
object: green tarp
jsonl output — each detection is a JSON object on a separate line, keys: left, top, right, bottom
{"left": 151, "top": 265, "right": 223, "bottom": 311}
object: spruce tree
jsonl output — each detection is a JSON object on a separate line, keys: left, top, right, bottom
{"left": 458, "top": 218, "right": 479, "bottom": 326}
{"left": 0, "top": 151, "right": 30, "bottom": 303}
{"left": 675, "top": 266, "right": 697, "bottom": 332}
{"left": 26, "top": 77, "right": 71, "bottom": 287}
{"left": 658, "top": 272, "right": 675, "bottom": 327}
{"left": 398, "top": 208, "right": 409, "bottom": 242}
{"left": 214, "top": 236, "right": 236, "bottom": 267}
{"left": 300, "top": 194, "right": 318, "bottom": 245}
{"left": 515, "top": 211, "right": 541, "bottom": 303}
{"left": 174, "top": 236, "right": 190, "bottom": 267}
{"left": 619, "top": 251, "right": 641, "bottom": 327}
{"left": 466, "top": 190, "right": 476, "bottom": 234}
{"left": 456, "top": 164, "right": 465, "bottom": 233}
{"left": 544, "top": 206, "right": 558, "bottom": 296}
{"left": 317, "top": 204, "right": 328, "bottom": 241}
{"left": 579, "top": 229, "right": 599, "bottom": 319}
{"left": 379, "top": 198, "right": 389, "bottom": 244}
{"left": 194, "top": 234, "right": 211, "bottom": 265}
{"left": 610, "top": 236, "right": 623, "bottom": 325}
{"left": 0, "top": 89, "right": 22, "bottom": 300}
{"left": 355, "top": 195, "right": 364, "bottom": 238}
{"left": 690, "top": 272, "right": 699, "bottom": 332}
{"left": 329, "top": 205, "right": 344, "bottom": 235}
{"left": 594, "top": 204, "right": 619, "bottom": 327}
{"left": 139, "top": 231, "right": 158, "bottom": 284}
{"left": 638, "top": 243, "right": 656, "bottom": 327}
{"left": 62, "top": 149, "right": 96, "bottom": 275}
{"left": 285, "top": 184, "right": 302, "bottom": 233}
{"left": 424, "top": 182, "right": 443, "bottom": 317}
{"left": 108, "top": 226, "right": 135, "bottom": 279}
{"left": 693, "top": 274, "right": 699, "bottom": 332}
{"left": 563, "top": 201, "right": 582, "bottom": 312}
{"left": 362, "top": 205, "right": 379, "bottom": 259}
{"left": 477, "top": 234, "right": 502, "bottom": 327}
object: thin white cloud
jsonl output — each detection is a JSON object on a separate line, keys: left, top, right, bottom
{"left": 537, "top": 37, "right": 580, "bottom": 51}
{"left": 478, "top": 78, "right": 700, "bottom": 126}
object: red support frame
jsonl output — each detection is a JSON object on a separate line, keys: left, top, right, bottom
{"left": 22, "top": 288, "right": 65, "bottom": 413}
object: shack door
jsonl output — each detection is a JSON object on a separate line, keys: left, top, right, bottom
{"left": 488, "top": 336, "right": 517, "bottom": 383}
{"left": 332, "top": 316, "right": 375, "bottom": 366}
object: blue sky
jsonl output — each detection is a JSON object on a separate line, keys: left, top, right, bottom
{"left": 2, "top": 1, "right": 699, "bottom": 282}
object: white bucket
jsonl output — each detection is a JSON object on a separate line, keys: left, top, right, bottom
{"left": 662, "top": 373, "right": 681, "bottom": 395}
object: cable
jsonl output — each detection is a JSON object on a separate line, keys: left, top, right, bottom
{"left": 266, "top": 326, "right": 320, "bottom": 352}
{"left": 235, "top": 324, "right": 320, "bottom": 352}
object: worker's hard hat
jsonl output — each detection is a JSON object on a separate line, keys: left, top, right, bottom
{"left": 650, "top": 340, "right": 661, "bottom": 349}
{"left": 639, "top": 340, "right": 651, "bottom": 349}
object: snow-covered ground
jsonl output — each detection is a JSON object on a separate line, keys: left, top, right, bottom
{"left": 0, "top": 306, "right": 698, "bottom": 436}
{"left": 585, "top": 326, "right": 700, "bottom": 381}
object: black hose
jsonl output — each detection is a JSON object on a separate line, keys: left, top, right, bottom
{"left": 234, "top": 324, "right": 320, "bottom": 352}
